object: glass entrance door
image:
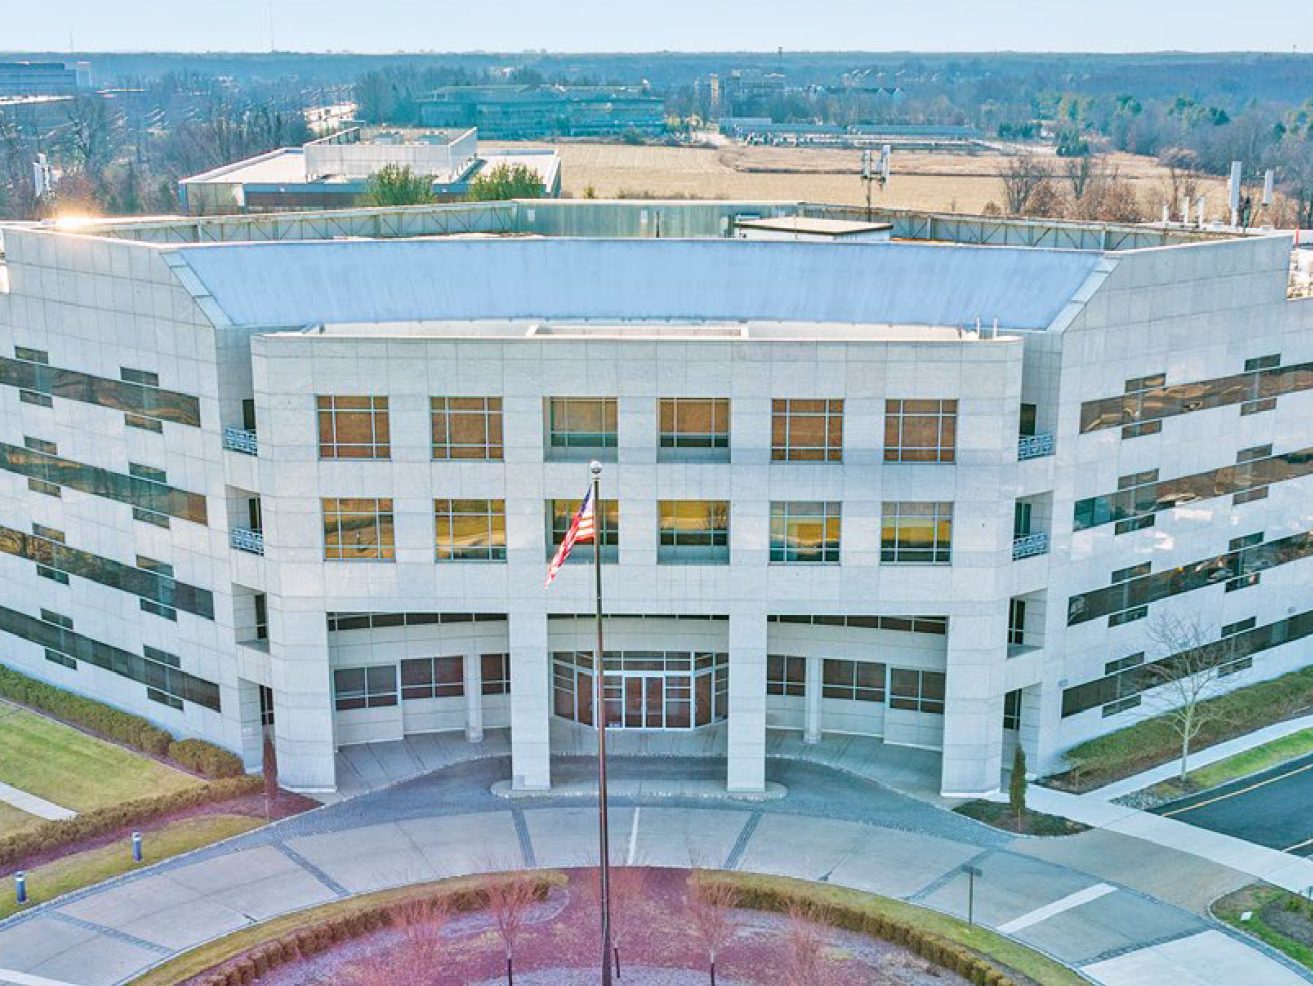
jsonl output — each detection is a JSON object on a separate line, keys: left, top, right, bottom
{"left": 553, "top": 650, "right": 729, "bottom": 730}
{"left": 623, "top": 675, "right": 665, "bottom": 728}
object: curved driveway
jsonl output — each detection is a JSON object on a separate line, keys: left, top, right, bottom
{"left": 0, "top": 756, "right": 1307, "bottom": 986}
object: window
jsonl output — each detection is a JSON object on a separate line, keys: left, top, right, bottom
{"left": 1003, "top": 689, "right": 1022, "bottom": 730}
{"left": 1008, "top": 599, "right": 1026, "bottom": 646}
{"left": 771, "top": 399, "right": 842, "bottom": 461}
{"left": 884, "top": 399, "right": 957, "bottom": 463}
{"left": 1107, "top": 562, "right": 1152, "bottom": 626}
{"left": 548, "top": 498, "right": 619, "bottom": 563}
{"left": 1235, "top": 445, "right": 1274, "bottom": 505}
{"left": 881, "top": 502, "right": 953, "bottom": 564}
{"left": 1121, "top": 374, "right": 1166, "bottom": 438}
{"left": 481, "top": 653, "right": 511, "bottom": 695}
{"left": 1222, "top": 617, "right": 1257, "bottom": 638}
{"left": 332, "top": 666, "right": 398, "bottom": 710}
{"left": 1242, "top": 354, "right": 1281, "bottom": 415}
{"left": 129, "top": 462, "right": 170, "bottom": 527}
{"left": 322, "top": 498, "right": 395, "bottom": 561}
{"left": 822, "top": 660, "right": 886, "bottom": 702}
{"left": 770, "top": 501, "right": 840, "bottom": 563}
{"left": 45, "top": 648, "right": 76, "bottom": 669}
{"left": 400, "top": 656, "right": 464, "bottom": 700}
{"left": 254, "top": 593, "right": 268, "bottom": 641}
{"left": 434, "top": 499, "right": 506, "bottom": 561}
{"left": 889, "top": 669, "right": 945, "bottom": 714}
{"left": 24, "top": 437, "right": 60, "bottom": 497}
{"left": 547, "top": 398, "right": 617, "bottom": 457}
{"left": 317, "top": 396, "right": 390, "bottom": 459}
{"left": 658, "top": 500, "right": 729, "bottom": 564}
{"left": 33, "top": 524, "right": 68, "bottom": 584}
{"left": 40, "top": 609, "right": 73, "bottom": 629}
{"left": 1019, "top": 403, "right": 1037, "bottom": 438}
{"left": 259, "top": 685, "right": 274, "bottom": 726}
{"left": 766, "top": 655, "right": 806, "bottom": 697}
{"left": 142, "top": 645, "right": 186, "bottom": 710}
{"left": 1104, "top": 653, "right": 1144, "bottom": 675}
{"left": 432, "top": 397, "right": 503, "bottom": 460}
{"left": 122, "top": 368, "right": 164, "bottom": 432}
{"left": 137, "top": 556, "right": 177, "bottom": 621}
{"left": 15, "top": 346, "right": 52, "bottom": 407}
{"left": 658, "top": 398, "right": 729, "bottom": 460}
{"left": 1226, "top": 532, "right": 1263, "bottom": 592}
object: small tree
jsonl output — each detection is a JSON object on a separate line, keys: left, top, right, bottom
{"left": 687, "top": 874, "right": 740, "bottom": 986}
{"left": 344, "top": 898, "right": 450, "bottom": 985}
{"left": 486, "top": 873, "right": 538, "bottom": 985}
{"left": 998, "top": 154, "right": 1053, "bottom": 215}
{"left": 364, "top": 164, "right": 435, "bottom": 206}
{"left": 1147, "top": 613, "right": 1236, "bottom": 782}
{"left": 1009, "top": 744, "right": 1028, "bottom": 827}
{"left": 467, "top": 163, "right": 545, "bottom": 202}
{"left": 782, "top": 903, "right": 827, "bottom": 986}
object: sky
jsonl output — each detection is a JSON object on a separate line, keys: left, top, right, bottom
{"left": 2, "top": 0, "right": 1311, "bottom": 54}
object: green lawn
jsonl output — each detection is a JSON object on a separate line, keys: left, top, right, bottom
{"left": 0, "top": 800, "right": 42, "bottom": 837}
{"left": 0, "top": 814, "right": 264, "bottom": 919}
{"left": 0, "top": 701, "right": 201, "bottom": 812}
{"left": 1144, "top": 728, "right": 1313, "bottom": 802}
{"left": 1214, "top": 884, "right": 1313, "bottom": 972}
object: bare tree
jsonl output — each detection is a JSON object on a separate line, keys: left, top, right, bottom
{"left": 998, "top": 154, "right": 1053, "bottom": 215}
{"left": 343, "top": 897, "right": 450, "bottom": 986}
{"left": 1146, "top": 613, "right": 1237, "bottom": 782}
{"left": 1063, "top": 154, "right": 1097, "bottom": 200}
{"left": 686, "top": 874, "right": 740, "bottom": 986}
{"left": 486, "top": 873, "right": 539, "bottom": 985}
{"left": 1159, "top": 147, "right": 1202, "bottom": 219}
{"left": 781, "top": 903, "right": 828, "bottom": 986}
{"left": 581, "top": 864, "right": 649, "bottom": 978}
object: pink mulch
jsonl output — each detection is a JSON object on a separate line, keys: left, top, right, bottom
{"left": 249, "top": 868, "right": 973, "bottom": 986}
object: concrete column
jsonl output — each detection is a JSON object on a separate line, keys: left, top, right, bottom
{"left": 509, "top": 609, "right": 551, "bottom": 791}
{"left": 236, "top": 678, "right": 265, "bottom": 771}
{"left": 464, "top": 651, "right": 484, "bottom": 744}
{"left": 939, "top": 608, "right": 1008, "bottom": 798}
{"left": 803, "top": 655, "right": 823, "bottom": 744}
{"left": 726, "top": 610, "right": 768, "bottom": 792}
{"left": 268, "top": 598, "right": 337, "bottom": 792}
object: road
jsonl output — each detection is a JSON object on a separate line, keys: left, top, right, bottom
{"left": 1155, "top": 752, "right": 1313, "bottom": 856}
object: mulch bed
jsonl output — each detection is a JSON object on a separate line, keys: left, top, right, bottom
{"left": 248, "top": 867, "right": 973, "bottom": 986}
{"left": 953, "top": 800, "right": 1088, "bottom": 836}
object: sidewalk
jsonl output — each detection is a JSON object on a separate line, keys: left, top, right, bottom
{"left": 1088, "top": 713, "right": 1313, "bottom": 802}
{"left": 0, "top": 781, "right": 75, "bottom": 821}
{"left": 1028, "top": 785, "right": 1313, "bottom": 894}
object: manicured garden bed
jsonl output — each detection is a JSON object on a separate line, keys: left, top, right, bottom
{"left": 953, "top": 800, "right": 1088, "bottom": 836}
{"left": 1213, "top": 882, "right": 1313, "bottom": 972}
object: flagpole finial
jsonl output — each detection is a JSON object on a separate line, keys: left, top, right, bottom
{"left": 590, "top": 460, "right": 602, "bottom": 477}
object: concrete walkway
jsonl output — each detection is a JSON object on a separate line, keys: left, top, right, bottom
{"left": 1089, "top": 713, "right": 1313, "bottom": 802}
{"left": 0, "top": 756, "right": 1307, "bottom": 986}
{"left": 0, "top": 782, "right": 75, "bottom": 822}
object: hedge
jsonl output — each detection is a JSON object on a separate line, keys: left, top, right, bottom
{"left": 0, "top": 775, "right": 262, "bottom": 872}
{"left": 191, "top": 874, "right": 556, "bottom": 986}
{"left": 697, "top": 873, "right": 1019, "bottom": 986}
{"left": 0, "top": 664, "right": 243, "bottom": 779}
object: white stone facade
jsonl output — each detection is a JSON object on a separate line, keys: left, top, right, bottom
{"left": 0, "top": 205, "right": 1309, "bottom": 799}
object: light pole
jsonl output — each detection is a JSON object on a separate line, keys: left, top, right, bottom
{"left": 591, "top": 460, "right": 615, "bottom": 986}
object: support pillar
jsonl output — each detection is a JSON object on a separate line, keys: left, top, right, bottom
{"left": 939, "top": 609, "right": 1007, "bottom": 798}
{"left": 803, "top": 655, "right": 823, "bottom": 744}
{"left": 464, "top": 652, "right": 484, "bottom": 744}
{"left": 509, "top": 609, "right": 551, "bottom": 791}
{"left": 268, "top": 598, "right": 337, "bottom": 792}
{"left": 727, "top": 610, "right": 767, "bottom": 792}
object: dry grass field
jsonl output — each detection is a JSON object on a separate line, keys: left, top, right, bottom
{"left": 485, "top": 139, "right": 1232, "bottom": 217}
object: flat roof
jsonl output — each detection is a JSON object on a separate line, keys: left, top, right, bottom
{"left": 736, "top": 217, "right": 894, "bottom": 235}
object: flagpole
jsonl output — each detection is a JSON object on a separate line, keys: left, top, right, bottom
{"left": 591, "top": 460, "right": 615, "bottom": 986}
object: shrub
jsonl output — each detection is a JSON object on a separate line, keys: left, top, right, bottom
{"left": 0, "top": 664, "right": 171, "bottom": 755}
{"left": 0, "top": 775, "right": 262, "bottom": 871}
{"left": 168, "top": 738, "right": 246, "bottom": 779}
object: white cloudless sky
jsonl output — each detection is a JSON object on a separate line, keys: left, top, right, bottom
{"left": 2, "top": 0, "right": 1311, "bottom": 53}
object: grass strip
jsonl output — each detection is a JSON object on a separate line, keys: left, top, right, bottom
{"left": 0, "top": 814, "right": 264, "bottom": 919}
{"left": 0, "top": 701, "right": 201, "bottom": 812}
{"left": 0, "top": 801, "right": 42, "bottom": 837}
{"left": 1214, "top": 883, "right": 1313, "bottom": 972}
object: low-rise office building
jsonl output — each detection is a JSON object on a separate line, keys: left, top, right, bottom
{"left": 419, "top": 85, "right": 666, "bottom": 139}
{"left": 0, "top": 201, "right": 1309, "bottom": 798}
{"left": 179, "top": 127, "right": 561, "bottom": 215}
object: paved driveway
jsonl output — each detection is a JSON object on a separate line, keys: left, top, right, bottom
{"left": 0, "top": 756, "right": 1308, "bottom": 986}
{"left": 1155, "top": 753, "right": 1313, "bottom": 857}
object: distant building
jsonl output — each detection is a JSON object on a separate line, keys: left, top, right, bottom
{"left": 178, "top": 127, "right": 561, "bottom": 215}
{"left": 0, "top": 61, "right": 88, "bottom": 98}
{"left": 418, "top": 85, "right": 665, "bottom": 139}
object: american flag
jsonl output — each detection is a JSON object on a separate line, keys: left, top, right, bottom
{"left": 545, "top": 487, "right": 595, "bottom": 587}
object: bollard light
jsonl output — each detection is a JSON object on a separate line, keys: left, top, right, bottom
{"left": 132, "top": 831, "right": 142, "bottom": 864}
{"left": 15, "top": 871, "right": 26, "bottom": 905}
